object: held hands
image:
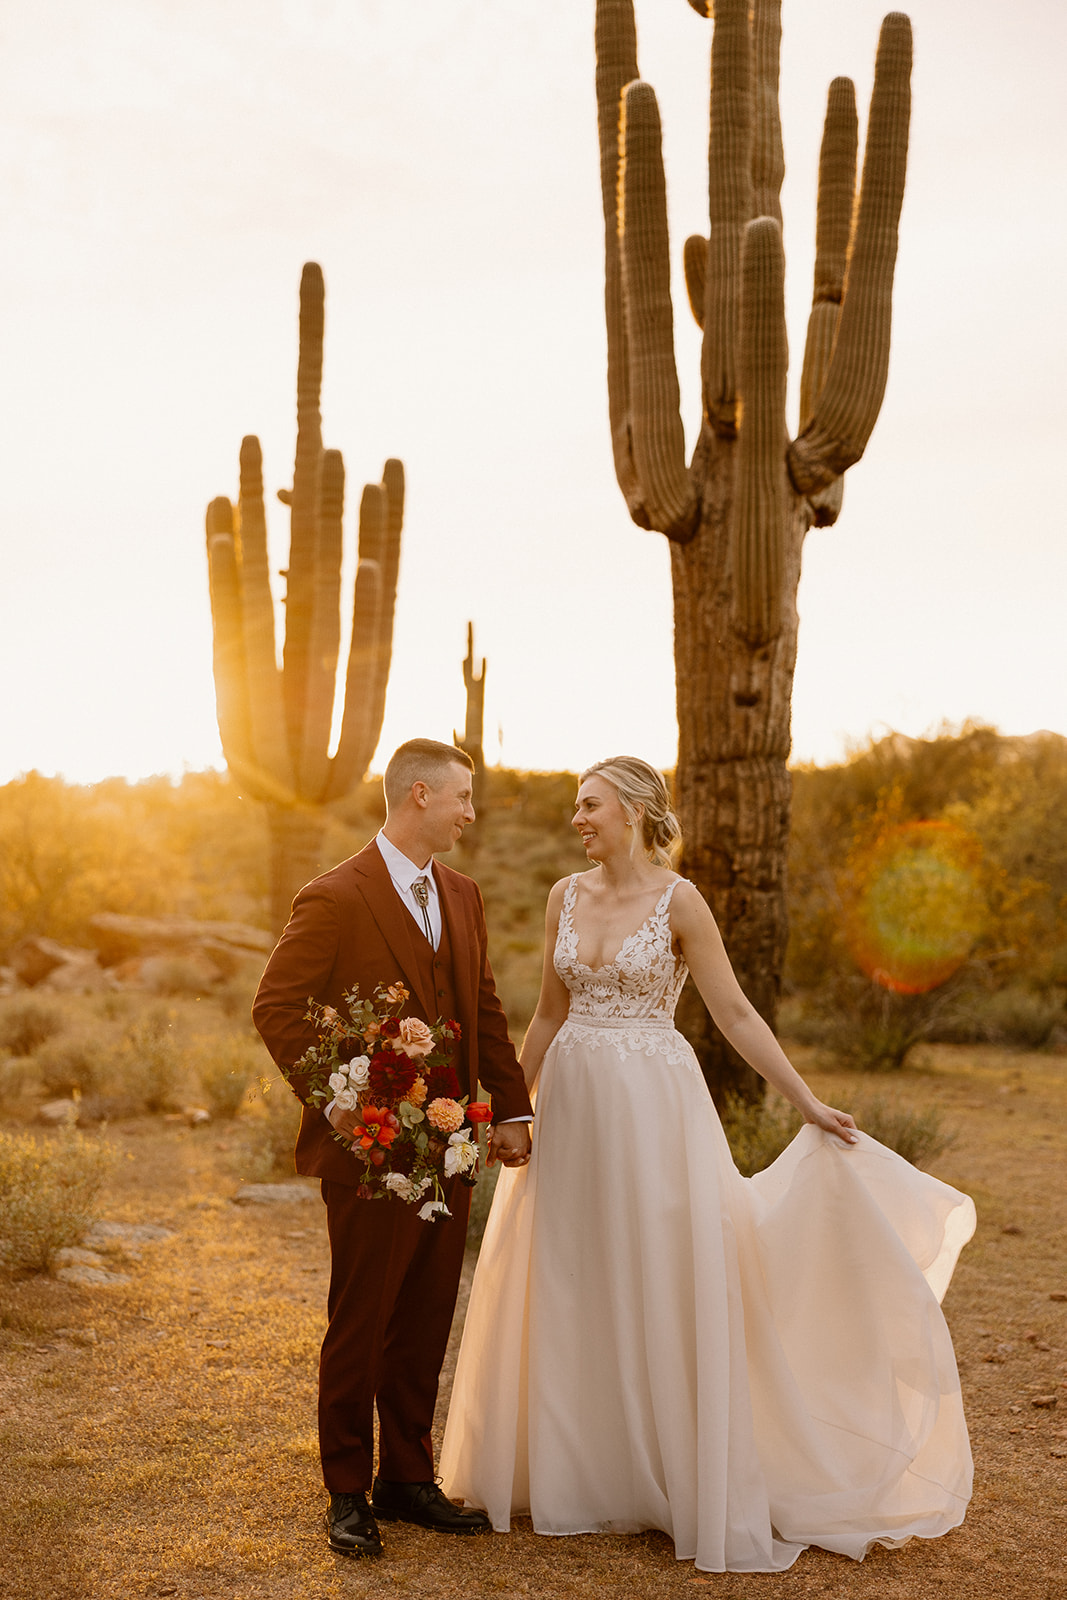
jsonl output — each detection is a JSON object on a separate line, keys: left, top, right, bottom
{"left": 803, "top": 1100, "right": 859, "bottom": 1146}
{"left": 487, "top": 1121, "right": 532, "bottom": 1168}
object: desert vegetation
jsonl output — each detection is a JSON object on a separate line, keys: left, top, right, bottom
{"left": 1, "top": 727, "right": 1066, "bottom": 1594}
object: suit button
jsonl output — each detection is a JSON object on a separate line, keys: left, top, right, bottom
{"left": 437, "top": 989, "right": 446, "bottom": 998}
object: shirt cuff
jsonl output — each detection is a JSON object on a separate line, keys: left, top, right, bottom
{"left": 497, "top": 1115, "right": 533, "bottom": 1123}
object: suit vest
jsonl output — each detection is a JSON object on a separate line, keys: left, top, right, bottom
{"left": 408, "top": 907, "right": 467, "bottom": 1097}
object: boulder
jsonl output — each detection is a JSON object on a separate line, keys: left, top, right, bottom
{"left": 53, "top": 1265, "right": 131, "bottom": 1287}
{"left": 88, "top": 913, "right": 273, "bottom": 969}
{"left": 10, "top": 936, "right": 92, "bottom": 988}
{"left": 38, "top": 1098, "right": 80, "bottom": 1127}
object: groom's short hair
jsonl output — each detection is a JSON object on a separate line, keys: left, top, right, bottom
{"left": 384, "top": 739, "right": 475, "bottom": 808}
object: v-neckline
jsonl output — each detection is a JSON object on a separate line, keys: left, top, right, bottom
{"left": 567, "top": 877, "right": 678, "bottom": 975}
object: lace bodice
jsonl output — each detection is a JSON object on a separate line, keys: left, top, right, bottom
{"left": 554, "top": 873, "right": 688, "bottom": 1024}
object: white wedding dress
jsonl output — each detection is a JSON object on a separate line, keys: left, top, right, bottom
{"left": 439, "top": 876, "right": 974, "bottom": 1573}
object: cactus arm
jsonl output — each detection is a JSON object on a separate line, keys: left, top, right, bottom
{"left": 595, "top": 0, "right": 643, "bottom": 515}
{"left": 788, "top": 14, "right": 911, "bottom": 494}
{"left": 457, "top": 621, "right": 487, "bottom": 752}
{"left": 356, "top": 458, "right": 404, "bottom": 761}
{"left": 205, "top": 497, "right": 258, "bottom": 793}
{"left": 236, "top": 437, "right": 294, "bottom": 797}
{"left": 683, "top": 235, "right": 707, "bottom": 329}
{"left": 752, "top": 0, "right": 784, "bottom": 227}
{"left": 702, "top": 0, "right": 754, "bottom": 439}
{"left": 619, "top": 81, "right": 697, "bottom": 540}
{"left": 298, "top": 447, "right": 345, "bottom": 800}
{"left": 325, "top": 484, "right": 386, "bottom": 802}
{"left": 281, "top": 262, "right": 325, "bottom": 776}
{"left": 732, "top": 218, "right": 788, "bottom": 646}
{"left": 795, "top": 77, "right": 857, "bottom": 527}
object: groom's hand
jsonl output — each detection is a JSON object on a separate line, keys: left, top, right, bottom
{"left": 487, "top": 1122, "right": 532, "bottom": 1168}
{"left": 326, "top": 1104, "right": 361, "bottom": 1138}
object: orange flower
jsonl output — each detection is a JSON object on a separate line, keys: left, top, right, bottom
{"left": 355, "top": 1105, "right": 398, "bottom": 1149}
{"left": 466, "top": 1101, "right": 493, "bottom": 1124}
{"left": 383, "top": 983, "right": 410, "bottom": 1005}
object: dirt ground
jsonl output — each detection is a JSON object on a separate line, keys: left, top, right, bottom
{"left": 1, "top": 1045, "right": 1065, "bottom": 1600}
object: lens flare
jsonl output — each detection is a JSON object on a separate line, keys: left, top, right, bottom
{"left": 845, "top": 821, "right": 985, "bottom": 994}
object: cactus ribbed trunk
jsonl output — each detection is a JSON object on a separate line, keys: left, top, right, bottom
{"left": 596, "top": 2, "right": 911, "bottom": 1103}
{"left": 454, "top": 622, "right": 487, "bottom": 850}
{"left": 205, "top": 264, "right": 405, "bottom": 931}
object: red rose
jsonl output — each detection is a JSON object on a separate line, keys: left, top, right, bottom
{"left": 380, "top": 1017, "right": 401, "bottom": 1038}
{"left": 466, "top": 1101, "right": 493, "bottom": 1124}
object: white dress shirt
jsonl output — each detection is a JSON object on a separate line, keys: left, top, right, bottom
{"left": 375, "top": 830, "right": 441, "bottom": 949}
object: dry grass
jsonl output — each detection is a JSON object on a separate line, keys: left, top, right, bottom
{"left": 1, "top": 1044, "right": 1066, "bottom": 1600}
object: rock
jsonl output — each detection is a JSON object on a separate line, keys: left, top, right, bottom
{"left": 88, "top": 912, "right": 273, "bottom": 968}
{"left": 1051, "top": 1446, "right": 1067, "bottom": 1458}
{"left": 40, "top": 955, "right": 113, "bottom": 994}
{"left": 52, "top": 1247, "right": 106, "bottom": 1269}
{"left": 83, "top": 1221, "right": 174, "bottom": 1247}
{"left": 1051, "top": 1291, "right": 1067, "bottom": 1302}
{"left": 232, "top": 1182, "right": 317, "bottom": 1205}
{"left": 1001, "top": 1223, "right": 1024, "bottom": 1236}
{"left": 54, "top": 1265, "right": 131, "bottom": 1288}
{"left": 38, "top": 1099, "right": 80, "bottom": 1127}
{"left": 1032, "top": 1395, "right": 1059, "bottom": 1409}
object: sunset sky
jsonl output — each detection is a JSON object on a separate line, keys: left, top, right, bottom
{"left": 1, "top": 0, "right": 1064, "bottom": 785}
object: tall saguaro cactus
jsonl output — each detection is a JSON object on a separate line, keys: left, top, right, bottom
{"left": 596, "top": 1, "right": 911, "bottom": 1100}
{"left": 205, "top": 264, "right": 405, "bottom": 931}
{"left": 454, "top": 621, "right": 488, "bottom": 835}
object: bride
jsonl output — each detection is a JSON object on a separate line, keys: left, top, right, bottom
{"left": 439, "top": 756, "right": 975, "bottom": 1573}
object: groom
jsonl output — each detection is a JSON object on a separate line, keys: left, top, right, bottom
{"left": 253, "top": 739, "right": 533, "bottom": 1558}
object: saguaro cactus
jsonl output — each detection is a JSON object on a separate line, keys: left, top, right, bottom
{"left": 454, "top": 622, "right": 488, "bottom": 835}
{"left": 205, "top": 264, "right": 404, "bottom": 931}
{"left": 596, "top": 1, "right": 911, "bottom": 1099}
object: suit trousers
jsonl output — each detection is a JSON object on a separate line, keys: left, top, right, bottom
{"left": 319, "top": 1176, "right": 471, "bottom": 1492}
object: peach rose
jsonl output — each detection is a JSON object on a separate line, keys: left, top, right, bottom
{"left": 396, "top": 1017, "right": 435, "bottom": 1059}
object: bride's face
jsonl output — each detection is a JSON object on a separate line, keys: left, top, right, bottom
{"left": 572, "top": 777, "right": 634, "bottom": 862}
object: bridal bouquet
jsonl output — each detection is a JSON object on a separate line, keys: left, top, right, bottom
{"left": 286, "top": 982, "right": 492, "bottom": 1221}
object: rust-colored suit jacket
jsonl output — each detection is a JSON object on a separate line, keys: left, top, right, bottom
{"left": 252, "top": 840, "right": 533, "bottom": 1187}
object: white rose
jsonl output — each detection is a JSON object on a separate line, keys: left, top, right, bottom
{"left": 384, "top": 1172, "right": 415, "bottom": 1201}
{"left": 348, "top": 1057, "right": 371, "bottom": 1090}
{"left": 334, "top": 1086, "right": 359, "bottom": 1112}
{"left": 328, "top": 1072, "right": 348, "bottom": 1095}
{"left": 418, "top": 1199, "right": 452, "bottom": 1222}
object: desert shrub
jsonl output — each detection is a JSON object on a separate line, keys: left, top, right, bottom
{"left": 0, "top": 1128, "right": 116, "bottom": 1274}
{"left": 0, "top": 1054, "right": 37, "bottom": 1110}
{"left": 971, "top": 986, "right": 1064, "bottom": 1049}
{"left": 241, "top": 1077, "right": 302, "bottom": 1179}
{"left": 0, "top": 995, "right": 64, "bottom": 1057}
{"left": 794, "top": 971, "right": 981, "bottom": 1073}
{"left": 720, "top": 1094, "right": 803, "bottom": 1177}
{"left": 140, "top": 956, "right": 217, "bottom": 999}
{"left": 191, "top": 1035, "right": 269, "bottom": 1119}
{"left": 34, "top": 1032, "right": 111, "bottom": 1098}
{"left": 92, "top": 1007, "right": 188, "bottom": 1116}
{"left": 852, "top": 1098, "right": 955, "bottom": 1169}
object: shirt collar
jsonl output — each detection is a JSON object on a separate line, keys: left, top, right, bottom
{"left": 375, "top": 830, "right": 437, "bottom": 893}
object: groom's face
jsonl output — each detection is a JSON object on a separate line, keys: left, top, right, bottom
{"left": 419, "top": 762, "right": 476, "bottom": 854}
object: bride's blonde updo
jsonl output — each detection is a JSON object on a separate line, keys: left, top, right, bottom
{"left": 579, "top": 757, "right": 682, "bottom": 869}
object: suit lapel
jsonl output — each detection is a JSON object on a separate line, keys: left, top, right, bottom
{"left": 435, "top": 864, "right": 479, "bottom": 1027}
{"left": 350, "top": 842, "right": 436, "bottom": 1021}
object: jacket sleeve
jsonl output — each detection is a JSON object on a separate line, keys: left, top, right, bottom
{"left": 469, "top": 885, "right": 535, "bottom": 1124}
{"left": 252, "top": 880, "right": 340, "bottom": 1101}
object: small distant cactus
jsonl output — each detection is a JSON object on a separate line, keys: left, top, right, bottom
{"left": 454, "top": 622, "right": 487, "bottom": 834}
{"left": 205, "top": 264, "right": 404, "bottom": 930}
{"left": 595, "top": 1, "right": 912, "bottom": 1100}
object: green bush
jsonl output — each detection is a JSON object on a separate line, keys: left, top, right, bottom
{"left": 720, "top": 1091, "right": 957, "bottom": 1175}
{"left": 91, "top": 1007, "right": 188, "bottom": 1116}
{"left": 34, "top": 1032, "right": 110, "bottom": 1098}
{"left": 720, "top": 1094, "right": 802, "bottom": 1177}
{"left": 0, "top": 1128, "right": 116, "bottom": 1274}
{"left": 853, "top": 1097, "right": 956, "bottom": 1169}
{"left": 0, "top": 995, "right": 64, "bottom": 1057}
{"left": 240, "top": 1077, "right": 302, "bottom": 1179}
{"left": 192, "top": 1035, "right": 269, "bottom": 1119}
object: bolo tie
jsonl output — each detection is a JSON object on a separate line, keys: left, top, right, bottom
{"left": 412, "top": 875, "right": 434, "bottom": 946}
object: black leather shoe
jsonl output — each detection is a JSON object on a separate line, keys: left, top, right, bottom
{"left": 371, "top": 1476, "right": 491, "bottom": 1535}
{"left": 325, "top": 1492, "right": 383, "bottom": 1558}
